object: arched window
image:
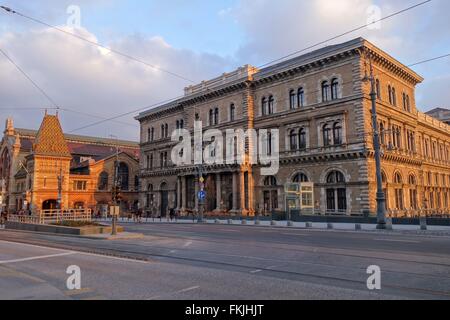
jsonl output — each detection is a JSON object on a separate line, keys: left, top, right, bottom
{"left": 214, "top": 108, "right": 219, "bottom": 125}
{"left": 209, "top": 109, "right": 214, "bottom": 125}
{"left": 331, "top": 78, "right": 339, "bottom": 100}
{"left": 267, "top": 132, "right": 273, "bottom": 155}
{"left": 406, "top": 95, "right": 411, "bottom": 112}
{"left": 151, "top": 127, "right": 154, "bottom": 141}
{"left": 327, "top": 171, "right": 346, "bottom": 184}
{"left": 326, "top": 171, "right": 347, "bottom": 213}
{"left": 293, "top": 173, "right": 309, "bottom": 183}
{"left": 161, "top": 124, "right": 165, "bottom": 139}
{"left": 376, "top": 79, "right": 381, "bottom": 100}
{"left": 323, "top": 124, "right": 331, "bottom": 147}
{"left": 333, "top": 122, "right": 343, "bottom": 145}
{"left": 289, "top": 90, "right": 296, "bottom": 110}
{"left": 402, "top": 93, "right": 407, "bottom": 111}
{"left": 297, "top": 87, "right": 305, "bottom": 108}
{"left": 176, "top": 120, "right": 180, "bottom": 129}
{"left": 298, "top": 128, "right": 307, "bottom": 150}
{"left": 230, "top": 104, "right": 235, "bottom": 122}
{"left": 268, "top": 96, "right": 274, "bottom": 114}
{"left": 118, "top": 162, "right": 129, "bottom": 191}
{"left": 321, "top": 81, "right": 329, "bottom": 102}
{"left": 394, "top": 172, "right": 404, "bottom": 210}
{"left": 392, "top": 87, "right": 397, "bottom": 106}
{"left": 263, "top": 176, "right": 278, "bottom": 210}
{"left": 261, "top": 97, "right": 267, "bottom": 116}
{"left": 408, "top": 174, "right": 418, "bottom": 209}
{"left": 98, "top": 172, "right": 108, "bottom": 191}
{"left": 165, "top": 124, "right": 169, "bottom": 137}
{"left": 289, "top": 129, "right": 297, "bottom": 150}
{"left": 388, "top": 85, "right": 393, "bottom": 104}
{"left": 379, "top": 122, "right": 386, "bottom": 145}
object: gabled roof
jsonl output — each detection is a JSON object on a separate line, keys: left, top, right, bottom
{"left": 33, "top": 115, "right": 71, "bottom": 158}
{"left": 14, "top": 128, "right": 140, "bottom": 160}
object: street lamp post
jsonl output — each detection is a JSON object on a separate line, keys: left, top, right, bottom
{"left": 110, "top": 135, "right": 119, "bottom": 236}
{"left": 364, "top": 52, "right": 387, "bottom": 230}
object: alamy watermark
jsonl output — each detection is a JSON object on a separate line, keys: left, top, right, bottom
{"left": 366, "top": 265, "right": 381, "bottom": 290}
{"left": 66, "top": 265, "right": 81, "bottom": 290}
{"left": 67, "top": 5, "right": 81, "bottom": 29}
{"left": 170, "top": 122, "right": 280, "bottom": 176}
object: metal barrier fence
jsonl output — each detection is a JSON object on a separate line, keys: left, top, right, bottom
{"left": 7, "top": 209, "right": 92, "bottom": 225}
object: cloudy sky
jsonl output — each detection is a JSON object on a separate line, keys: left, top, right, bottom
{"left": 0, "top": 0, "right": 449, "bottom": 141}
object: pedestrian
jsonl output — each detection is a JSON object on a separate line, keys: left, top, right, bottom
{"left": 169, "top": 207, "right": 175, "bottom": 222}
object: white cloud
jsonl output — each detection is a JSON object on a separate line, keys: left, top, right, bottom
{"left": 0, "top": 26, "right": 229, "bottom": 140}
{"left": 1, "top": 0, "right": 449, "bottom": 142}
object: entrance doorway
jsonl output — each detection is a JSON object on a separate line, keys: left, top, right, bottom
{"left": 42, "top": 199, "right": 58, "bottom": 210}
{"left": 160, "top": 183, "right": 169, "bottom": 217}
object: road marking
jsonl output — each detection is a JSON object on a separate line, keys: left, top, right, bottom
{"left": 0, "top": 252, "right": 76, "bottom": 265}
{"left": 219, "top": 229, "right": 240, "bottom": 232}
{"left": 281, "top": 233, "right": 309, "bottom": 236}
{"left": 65, "top": 288, "right": 93, "bottom": 296}
{"left": 373, "top": 238, "right": 421, "bottom": 244}
{"left": 147, "top": 285, "right": 200, "bottom": 300}
{"left": 266, "top": 265, "right": 278, "bottom": 269}
{"left": 0, "top": 240, "right": 151, "bottom": 264}
{"left": 183, "top": 241, "right": 193, "bottom": 248}
{"left": 250, "top": 269, "right": 262, "bottom": 274}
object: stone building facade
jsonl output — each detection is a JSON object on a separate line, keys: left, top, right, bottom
{"left": 136, "top": 38, "right": 450, "bottom": 217}
{"left": 0, "top": 113, "right": 140, "bottom": 214}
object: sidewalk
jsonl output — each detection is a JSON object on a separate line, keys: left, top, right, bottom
{"left": 93, "top": 217, "right": 450, "bottom": 236}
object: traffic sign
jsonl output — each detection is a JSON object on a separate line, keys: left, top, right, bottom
{"left": 199, "top": 176, "right": 205, "bottom": 183}
{"left": 198, "top": 190, "right": 206, "bottom": 201}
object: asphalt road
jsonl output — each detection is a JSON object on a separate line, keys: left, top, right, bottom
{"left": 1, "top": 223, "right": 450, "bottom": 300}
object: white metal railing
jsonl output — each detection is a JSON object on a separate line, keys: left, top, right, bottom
{"left": 7, "top": 209, "right": 92, "bottom": 225}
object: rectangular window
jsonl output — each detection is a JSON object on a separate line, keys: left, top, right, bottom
{"left": 326, "top": 189, "right": 335, "bottom": 211}
{"left": 73, "top": 181, "right": 87, "bottom": 191}
{"left": 337, "top": 189, "right": 347, "bottom": 212}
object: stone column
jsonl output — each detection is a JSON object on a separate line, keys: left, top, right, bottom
{"left": 176, "top": 177, "right": 181, "bottom": 210}
{"left": 240, "top": 170, "right": 246, "bottom": 215}
{"left": 215, "top": 173, "right": 222, "bottom": 211}
{"left": 247, "top": 168, "right": 255, "bottom": 217}
{"left": 181, "top": 176, "right": 187, "bottom": 211}
{"left": 232, "top": 172, "right": 238, "bottom": 212}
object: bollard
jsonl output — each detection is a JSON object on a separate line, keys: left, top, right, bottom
{"left": 287, "top": 221, "right": 294, "bottom": 227}
{"left": 327, "top": 223, "right": 334, "bottom": 230}
{"left": 305, "top": 222, "right": 313, "bottom": 229}
{"left": 355, "top": 224, "right": 362, "bottom": 231}
{"left": 420, "top": 217, "right": 427, "bottom": 231}
{"left": 386, "top": 217, "right": 393, "bottom": 230}
{"left": 271, "top": 220, "right": 277, "bottom": 226}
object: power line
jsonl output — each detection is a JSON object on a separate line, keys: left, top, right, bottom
{"left": 0, "top": 5, "right": 196, "bottom": 84}
{"left": 0, "top": 46, "right": 59, "bottom": 108}
{"left": 408, "top": 53, "right": 450, "bottom": 67}
{"left": 68, "top": 94, "right": 186, "bottom": 133}
{"left": 257, "top": 0, "right": 433, "bottom": 69}
{"left": 69, "top": 50, "right": 450, "bottom": 134}
{"left": 0, "top": 46, "right": 147, "bottom": 128}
